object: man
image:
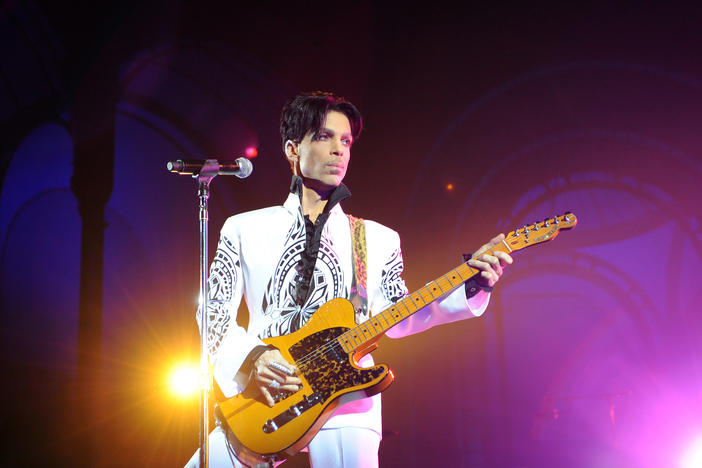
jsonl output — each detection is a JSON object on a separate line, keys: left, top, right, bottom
{"left": 186, "top": 92, "right": 512, "bottom": 467}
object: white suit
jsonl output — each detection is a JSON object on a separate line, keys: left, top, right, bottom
{"left": 187, "top": 183, "right": 489, "bottom": 467}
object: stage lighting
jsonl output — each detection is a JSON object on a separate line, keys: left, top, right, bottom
{"left": 169, "top": 364, "right": 199, "bottom": 398}
{"left": 245, "top": 146, "right": 258, "bottom": 158}
{"left": 681, "top": 434, "right": 702, "bottom": 468}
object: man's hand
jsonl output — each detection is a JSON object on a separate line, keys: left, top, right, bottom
{"left": 468, "top": 234, "right": 513, "bottom": 288}
{"left": 251, "top": 349, "right": 302, "bottom": 407}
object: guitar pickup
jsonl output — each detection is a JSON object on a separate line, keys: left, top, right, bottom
{"left": 262, "top": 392, "right": 323, "bottom": 433}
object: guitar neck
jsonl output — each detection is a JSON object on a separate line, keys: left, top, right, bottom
{"left": 336, "top": 243, "right": 511, "bottom": 354}
{"left": 335, "top": 213, "right": 577, "bottom": 354}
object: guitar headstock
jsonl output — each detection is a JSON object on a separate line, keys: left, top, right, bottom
{"left": 505, "top": 212, "right": 577, "bottom": 252}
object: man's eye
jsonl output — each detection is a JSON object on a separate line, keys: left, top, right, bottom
{"left": 342, "top": 139, "right": 352, "bottom": 146}
{"left": 317, "top": 133, "right": 329, "bottom": 140}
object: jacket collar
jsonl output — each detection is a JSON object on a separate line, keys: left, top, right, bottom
{"left": 284, "top": 175, "right": 351, "bottom": 218}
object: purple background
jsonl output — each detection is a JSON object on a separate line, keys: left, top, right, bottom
{"left": 1, "top": 2, "right": 701, "bottom": 467}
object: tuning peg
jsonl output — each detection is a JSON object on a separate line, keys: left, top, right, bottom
{"left": 554, "top": 215, "right": 560, "bottom": 225}
{"left": 543, "top": 218, "right": 550, "bottom": 227}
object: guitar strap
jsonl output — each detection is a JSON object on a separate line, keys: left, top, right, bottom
{"left": 347, "top": 215, "right": 369, "bottom": 324}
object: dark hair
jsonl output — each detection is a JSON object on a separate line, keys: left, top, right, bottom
{"left": 280, "top": 91, "right": 363, "bottom": 149}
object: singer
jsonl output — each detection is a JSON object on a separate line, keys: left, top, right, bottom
{"left": 185, "top": 92, "right": 513, "bottom": 467}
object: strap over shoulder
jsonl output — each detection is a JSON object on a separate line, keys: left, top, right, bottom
{"left": 347, "top": 215, "right": 369, "bottom": 324}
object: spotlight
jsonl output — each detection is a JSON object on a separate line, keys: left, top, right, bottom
{"left": 245, "top": 146, "right": 258, "bottom": 158}
{"left": 169, "top": 364, "right": 199, "bottom": 398}
{"left": 681, "top": 434, "right": 702, "bottom": 468}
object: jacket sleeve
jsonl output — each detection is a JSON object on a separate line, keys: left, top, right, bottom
{"left": 367, "top": 228, "right": 490, "bottom": 339}
{"left": 196, "top": 222, "right": 266, "bottom": 397}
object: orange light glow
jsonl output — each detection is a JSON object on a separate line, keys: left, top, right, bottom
{"left": 168, "top": 364, "right": 200, "bottom": 398}
{"left": 446, "top": 183, "right": 454, "bottom": 191}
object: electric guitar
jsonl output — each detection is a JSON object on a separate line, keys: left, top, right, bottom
{"left": 215, "top": 213, "right": 578, "bottom": 466}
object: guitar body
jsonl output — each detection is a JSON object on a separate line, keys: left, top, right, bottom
{"left": 215, "top": 298, "right": 394, "bottom": 466}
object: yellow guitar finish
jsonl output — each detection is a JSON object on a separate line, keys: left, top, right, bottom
{"left": 216, "top": 297, "right": 393, "bottom": 466}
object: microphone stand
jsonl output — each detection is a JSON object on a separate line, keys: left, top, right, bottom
{"left": 195, "top": 160, "right": 221, "bottom": 468}
{"left": 169, "top": 158, "right": 252, "bottom": 467}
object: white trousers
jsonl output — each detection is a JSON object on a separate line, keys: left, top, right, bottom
{"left": 185, "top": 425, "right": 380, "bottom": 468}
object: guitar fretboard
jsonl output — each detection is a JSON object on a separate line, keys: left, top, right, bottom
{"left": 336, "top": 243, "right": 510, "bottom": 354}
{"left": 335, "top": 212, "right": 577, "bottom": 354}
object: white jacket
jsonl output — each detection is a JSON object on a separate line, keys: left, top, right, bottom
{"left": 202, "top": 191, "right": 489, "bottom": 435}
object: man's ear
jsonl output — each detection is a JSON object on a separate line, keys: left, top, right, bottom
{"left": 285, "top": 139, "right": 299, "bottom": 173}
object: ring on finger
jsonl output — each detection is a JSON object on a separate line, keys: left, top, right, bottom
{"left": 269, "top": 361, "right": 294, "bottom": 376}
{"left": 269, "top": 380, "right": 281, "bottom": 390}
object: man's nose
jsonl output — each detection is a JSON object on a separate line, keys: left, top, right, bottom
{"left": 330, "top": 137, "right": 344, "bottom": 155}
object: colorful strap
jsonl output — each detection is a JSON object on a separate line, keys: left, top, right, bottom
{"left": 347, "top": 215, "right": 369, "bottom": 324}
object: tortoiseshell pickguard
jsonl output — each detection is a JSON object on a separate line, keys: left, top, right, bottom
{"left": 289, "top": 327, "right": 385, "bottom": 401}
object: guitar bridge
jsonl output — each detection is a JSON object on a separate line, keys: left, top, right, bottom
{"left": 262, "top": 392, "right": 323, "bottom": 433}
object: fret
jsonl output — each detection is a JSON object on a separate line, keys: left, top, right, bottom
{"left": 436, "top": 276, "right": 453, "bottom": 292}
{"left": 362, "top": 320, "right": 378, "bottom": 338}
{"left": 356, "top": 325, "right": 370, "bottom": 341}
{"left": 378, "top": 312, "right": 393, "bottom": 329}
{"left": 398, "top": 298, "right": 415, "bottom": 316}
{"left": 347, "top": 330, "right": 363, "bottom": 347}
{"left": 410, "top": 291, "right": 428, "bottom": 308}
{"left": 364, "top": 320, "right": 378, "bottom": 336}
{"left": 425, "top": 281, "right": 443, "bottom": 298}
{"left": 454, "top": 268, "right": 467, "bottom": 282}
{"left": 387, "top": 306, "right": 405, "bottom": 322}
{"left": 339, "top": 335, "right": 353, "bottom": 353}
{"left": 419, "top": 288, "right": 435, "bottom": 302}
{"left": 368, "top": 317, "right": 384, "bottom": 334}
{"left": 456, "top": 264, "right": 477, "bottom": 282}
{"left": 338, "top": 333, "right": 353, "bottom": 353}
{"left": 500, "top": 238, "right": 513, "bottom": 253}
{"left": 445, "top": 270, "right": 464, "bottom": 288}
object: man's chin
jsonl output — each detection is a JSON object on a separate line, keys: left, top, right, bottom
{"left": 303, "top": 177, "right": 342, "bottom": 193}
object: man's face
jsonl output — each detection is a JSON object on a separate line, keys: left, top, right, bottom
{"left": 288, "top": 110, "right": 353, "bottom": 192}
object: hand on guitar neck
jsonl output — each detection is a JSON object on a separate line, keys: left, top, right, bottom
{"left": 252, "top": 349, "right": 303, "bottom": 407}
{"left": 467, "top": 233, "right": 514, "bottom": 288}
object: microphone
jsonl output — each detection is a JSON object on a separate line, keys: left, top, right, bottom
{"left": 167, "top": 157, "right": 253, "bottom": 178}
